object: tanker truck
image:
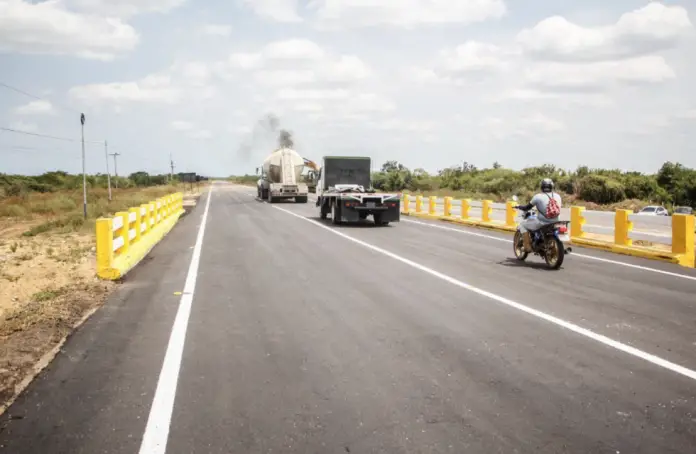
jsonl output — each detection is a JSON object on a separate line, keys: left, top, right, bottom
{"left": 256, "top": 147, "right": 309, "bottom": 203}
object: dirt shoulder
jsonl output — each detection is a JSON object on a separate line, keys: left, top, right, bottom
{"left": 0, "top": 184, "right": 198, "bottom": 415}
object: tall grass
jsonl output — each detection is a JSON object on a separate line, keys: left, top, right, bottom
{"left": 1, "top": 185, "right": 181, "bottom": 236}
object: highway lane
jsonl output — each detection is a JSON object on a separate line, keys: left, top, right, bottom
{"left": 1, "top": 183, "right": 695, "bottom": 453}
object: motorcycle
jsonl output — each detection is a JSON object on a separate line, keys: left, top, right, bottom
{"left": 511, "top": 196, "right": 571, "bottom": 270}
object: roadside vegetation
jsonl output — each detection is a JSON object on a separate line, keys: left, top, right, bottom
{"left": 0, "top": 170, "right": 195, "bottom": 413}
{"left": 371, "top": 161, "right": 696, "bottom": 213}
{"left": 231, "top": 161, "right": 696, "bottom": 212}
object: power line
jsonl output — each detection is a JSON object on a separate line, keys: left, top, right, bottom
{"left": 0, "top": 81, "right": 83, "bottom": 115}
{"left": 0, "top": 126, "right": 102, "bottom": 144}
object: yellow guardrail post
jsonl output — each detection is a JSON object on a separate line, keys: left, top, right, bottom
{"left": 614, "top": 209, "right": 633, "bottom": 246}
{"left": 403, "top": 194, "right": 410, "bottom": 214}
{"left": 149, "top": 202, "right": 156, "bottom": 227}
{"left": 444, "top": 197, "right": 452, "bottom": 217}
{"left": 482, "top": 200, "right": 492, "bottom": 223}
{"left": 505, "top": 201, "right": 516, "bottom": 227}
{"left": 415, "top": 195, "right": 423, "bottom": 213}
{"left": 672, "top": 214, "right": 695, "bottom": 267}
{"left": 461, "top": 199, "right": 470, "bottom": 220}
{"left": 96, "top": 218, "right": 114, "bottom": 277}
{"left": 428, "top": 196, "right": 437, "bottom": 216}
{"left": 141, "top": 204, "right": 150, "bottom": 235}
{"left": 570, "top": 206, "right": 586, "bottom": 239}
{"left": 116, "top": 211, "right": 130, "bottom": 254}
{"left": 130, "top": 207, "right": 142, "bottom": 243}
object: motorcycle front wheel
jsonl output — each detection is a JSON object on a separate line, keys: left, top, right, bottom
{"left": 513, "top": 231, "right": 528, "bottom": 261}
{"left": 544, "top": 236, "right": 565, "bottom": 270}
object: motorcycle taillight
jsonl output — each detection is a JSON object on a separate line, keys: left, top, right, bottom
{"left": 558, "top": 225, "right": 568, "bottom": 234}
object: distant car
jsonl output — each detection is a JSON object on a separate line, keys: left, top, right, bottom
{"left": 673, "top": 206, "right": 693, "bottom": 215}
{"left": 636, "top": 206, "right": 669, "bottom": 216}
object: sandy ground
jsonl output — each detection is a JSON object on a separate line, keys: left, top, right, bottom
{"left": 0, "top": 224, "right": 115, "bottom": 411}
{"left": 0, "top": 188, "right": 204, "bottom": 413}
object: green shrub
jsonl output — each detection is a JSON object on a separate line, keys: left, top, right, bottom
{"left": 579, "top": 175, "right": 626, "bottom": 204}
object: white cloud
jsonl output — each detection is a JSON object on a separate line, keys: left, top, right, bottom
{"left": 437, "top": 42, "right": 511, "bottom": 74}
{"left": 277, "top": 88, "right": 349, "bottom": 101}
{"left": 171, "top": 120, "right": 193, "bottom": 131}
{"left": 69, "top": 73, "right": 181, "bottom": 104}
{"left": 226, "top": 39, "right": 372, "bottom": 87}
{"left": 481, "top": 112, "right": 566, "bottom": 140}
{"left": 200, "top": 24, "right": 232, "bottom": 37}
{"left": 241, "top": 0, "right": 302, "bottom": 23}
{"left": 63, "top": 0, "right": 186, "bottom": 18}
{"left": 253, "top": 69, "right": 317, "bottom": 86}
{"left": 14, "top": 100, "right": 55, "bottom": 115}
{"left": 517, "top": 3, "right": 693, "bottom": 62}
{"left": 308, "top": 0, "right": 506, "bottom": 29}
{"left": 8, "top": 120, "right": 37, "bottom": 132}
{"left": 0, "top": 0, "right": 139, "bottom": 60}
{"left": 262, "top": 39, "right": 325, "bottom": 60}
{"left": 524, "top": 55, "right": 675, "bottom": 91}
{"left": 188, "top": 129, "right": 212, "bottom": 139}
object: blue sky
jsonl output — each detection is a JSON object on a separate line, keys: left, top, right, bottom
{"left": 1, "top": 0, "right": 695, "bottom": 177}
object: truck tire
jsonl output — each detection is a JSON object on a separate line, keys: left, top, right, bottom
{"left": 319, "top": 199, "right": 328, "bottom": 219}
{"left": 261, "top": 188, "right": 269, "bottom": 200}
{"left": 296, "top": 196, "right": 308, "bottom": 203}
{"left": 374, "top": 213, "right": 389, "bottom": 226}
{"left": 331, "top": 201, "right": 341, "bottom": 225}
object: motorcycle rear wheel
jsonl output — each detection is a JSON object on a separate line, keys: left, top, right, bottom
{"left": 544, "top": 236, "right": 565, "bottom": 270}
{"left": 513, "top": 231, "right": 528, "bottom": 261}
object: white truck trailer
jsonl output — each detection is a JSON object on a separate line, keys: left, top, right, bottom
{"left": 256, "top": 147, "right": 308, "bottom": 203}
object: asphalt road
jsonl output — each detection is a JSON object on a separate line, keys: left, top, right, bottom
{"left": 2, "top": 182, "right": 696, "bottom": 454}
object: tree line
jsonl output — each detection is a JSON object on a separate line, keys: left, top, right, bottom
{"left": 0, "top": 171, "right": 180, "bottom": 198}
{"left": 371, "top": 161, "right": 696, "bottom": 208}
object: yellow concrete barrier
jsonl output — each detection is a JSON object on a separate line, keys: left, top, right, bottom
{"left": 481, "top": 200, "right": 492, "bottom": 223}
{"left": 614, "top": 209, "right": 633, "bottom": 247}
{"left": 570, "top": 207, "right": 695, "bottom": 268}
{"left": 428, "top": 196, "right": 437, "bottom": 215}
{"left": 505, "top": 201, "right": 516, "bottom": 228}
{"left": 461, "top": 199, "right": 471, "bottom": 220}
{"left": 443, "top": 196, "right": 453, "bottom": 217}
{"left": 96, "top": 192, "right": 185, "bottom": 280}
{"left": 415, "top": 195, "right": 423, "bottom": 214}
{"left": 403, "top": 194, "right": 410, "bottom": 214}
{"left": 570, "top": 206, "right": 586, "bottom": 239}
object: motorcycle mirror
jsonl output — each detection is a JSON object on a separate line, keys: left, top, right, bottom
{"left": 512, "top": 195, "right": 518, "bottom": 202}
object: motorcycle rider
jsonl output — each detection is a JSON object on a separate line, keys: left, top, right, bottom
{"left": 515, "top": 178, "right": 562, "bottom": 253}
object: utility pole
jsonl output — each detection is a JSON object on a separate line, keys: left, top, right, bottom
{"left": 110, "top": 152, "right": 121, "bottom": 188}
{"left": 105, "top": 141, "right": 112, "bottom": 201}
{"left": 170, "top": 153, "right": 175, "bottom": 183}
{"left": 80, "top": 113, "right": 87, "bottom": 219}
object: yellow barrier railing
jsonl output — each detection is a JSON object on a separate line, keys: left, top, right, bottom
{"left": 96, "top": 192, "right": 184, "bottom": 279}
{"left": 570, "top": 206, "right": 695, "bottom": 267}
{"left": 401, "top": 194, "right": 695, "bottom": 268}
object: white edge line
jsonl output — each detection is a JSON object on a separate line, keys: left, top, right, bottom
{"left": 273, "top": 205, "right": 696, "bottom": 382}
{"left": 402, "top": 218, "right": 696, "bottom": 282}
{"left": 138, "top": 187, "right": 213, "bottom": 454}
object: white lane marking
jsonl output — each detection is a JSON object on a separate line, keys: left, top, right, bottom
{"left": 273, "top": 205, "right": 696, "bottom": 381}
{"left": 139, "top": 187, "right": 213, "bottom": 454}
{"left": 402, "top": 218, "right": 696, "bottom": 282}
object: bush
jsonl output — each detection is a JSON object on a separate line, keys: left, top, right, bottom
{"left": 579, "top": 175, "right": 626, "bottom": 204}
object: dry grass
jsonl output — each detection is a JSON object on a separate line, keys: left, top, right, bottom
{"left": 0, "top": 184, "right": 182, "bottom": 237}
{"left": 0, "top": 184, "right": 190, "bottom": 413}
